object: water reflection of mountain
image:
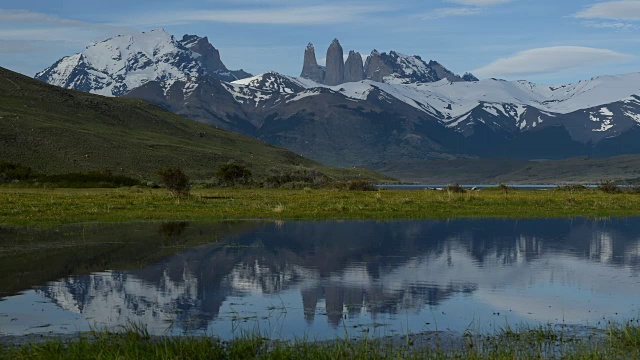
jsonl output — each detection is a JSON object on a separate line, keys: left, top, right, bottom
{"left": 37, "top": 218, "right": 640, "bottom": 332}
{"left": 0, "top": 221, "right": 258, "bottom": 298}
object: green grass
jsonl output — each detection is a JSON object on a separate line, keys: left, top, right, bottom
{"left": 1, "top": 321, "right": 640, "bottom": 359}
{"left": 2, "top": 187, "right": 640, "bottom": 227}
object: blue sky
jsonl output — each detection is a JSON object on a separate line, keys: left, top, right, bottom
{"left": 2, "top": 0, "right": 640, "bottom": 84}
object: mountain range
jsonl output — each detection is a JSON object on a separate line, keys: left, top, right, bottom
{"left": 34, "top": 29, "right": 640, "bottom": 170}
{"left": 0, "top": 65, "right": 381, "bottom": 182}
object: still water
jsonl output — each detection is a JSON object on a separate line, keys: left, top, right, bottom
{"left": 0, "top": 219, "right": 639, "bottom": 339}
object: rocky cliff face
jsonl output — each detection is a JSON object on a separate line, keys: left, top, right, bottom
{"left": 428, "top": 60, "right": 465, "bottom": 82}
{"left": 324, "top": 39, "right": 345, "bottom": 86}
{"left": 463, "top": 72, "right": 479, "bottom": 81}
{"left": 364, "top": 50, "right": 394, "bottom": 82}
{"left": 344, "top": 50, "right": 365, "bottom": 83}
{"left": 300, "top": 43, "right": 325, "bottom": 84}
{"left": 179, "top": 34, "right": 251, "bottom": 82}
{"left": 180, "top": 35, "right": 226, "bottom": 73}
{"left": 300, "top": 40, "right": 477, "bottom": 86}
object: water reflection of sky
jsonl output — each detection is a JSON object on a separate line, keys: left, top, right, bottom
{"left": 1, "top": 218, "right": 639, "bottom": 339}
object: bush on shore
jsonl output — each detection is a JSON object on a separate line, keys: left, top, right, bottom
{"left": 39, "top": 170, "right": 140, "bottom": 188}
{"left": 263, "top": 167, "right": 329, "bottom": 189}
{"left": 598, "top": 180, "right": 620, "bottom": 194}
{"left": 327, "top": 179, "right": 378, "bottom": 191}
{"left": 0, "top": 160, "right": 33, "bottom": 182}
{"left": 556, "top": 184, "right": 589, "bottom": 192}
{"left": 446, "top": 183, "right": 466, "bottom": 193}
{"left": 157, "top": 167, "right": 190, "bottom": 197}
{"left": 215, "top": 163, "right": 252, "bottom": 187}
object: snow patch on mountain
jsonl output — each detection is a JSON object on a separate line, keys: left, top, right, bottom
{"left": 232, "top": 71, "right": 322, "bottom": 90}
{"left": 285, "top": 89, "right": 324, "bottom": 103}
{"left": 232, "top": 71, "right": 318, "bottom": 93}
{"left": 36, "top": 29, "right": 202, "bottom": 97}
{"left": 228, "top": 70, "right": 640, "bottom": 136}
{"left": 222, "top": 82, "right": 275, "bottom": 107}
{"left": 323, "top": 73, "right": 640, "bottom": 117}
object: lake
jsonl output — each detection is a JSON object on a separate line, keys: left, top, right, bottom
{"left": 377, "top": 184, "right": 597, "bottom": 190}
{"left": 1, "top": 218, "right": 639, "bottom": 340}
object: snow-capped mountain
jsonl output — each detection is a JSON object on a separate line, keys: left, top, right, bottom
{"left": 364, "top": 50, "right": 441, "bottom": 84}
{"left": 35, "top": 29, "right": 250, "bottom": 97}
{"left": 35, "top": 29, "right": 640, "bottom": 166}
{"left": 225, "top": 71, "right": 640, "bottom": 143}
{"left": 231, "top": 71, "right": 318, "bottom": 94}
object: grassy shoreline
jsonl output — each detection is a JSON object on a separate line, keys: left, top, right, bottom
{"left": 1, "top": 321, "right": 639, "bottom": 359}
{"left": 2, "top": 187, "right": 640, "bottom": 227}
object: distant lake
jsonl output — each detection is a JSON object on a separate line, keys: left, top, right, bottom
{"left": 1, "top": 219, "right": 639, "bottom": 340}
{"left": 378, "top": 184, "right": 597, "bottom": 190}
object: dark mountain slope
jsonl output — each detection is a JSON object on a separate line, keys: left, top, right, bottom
{"left": 0, "top": 67, "right": 384, "bottom": 181}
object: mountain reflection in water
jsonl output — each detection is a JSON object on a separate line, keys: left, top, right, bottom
{"left": 1, "top": 218, "right": 640, "bottom": 339}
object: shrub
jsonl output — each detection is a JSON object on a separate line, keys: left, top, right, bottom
{"left": 263, "top": 167, "right": 328, "bottom": 188}
{"left": 347, "top": 180, "right": 377, "bottom": 191}
{"left": 38, "top": 171, "right": 140, "bottom": 188}
{"left": 157, "top": 167, "right": 190, "bottom": 197}
{"left": 598, "top": 180, "right": 620, "bottom": 194}
{"left": 446, "top": 183, "right": 466, "bottom": 193}
{"left": 627, "top": 184, "right": 640, "bottom": 194}
{"left": 215, "top": 163, "right": 252, "bottom": 187}
{"left": 497, "top": 184, "right": 514, "bottom": 194}
{"left": 556, "top": 184, "right": 588, "bottom": 192}
{"left": 0, "top": 161, "right": 33, "bottom": 182}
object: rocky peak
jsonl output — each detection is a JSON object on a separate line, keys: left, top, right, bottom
{"left": 428, "top": 60, "right": 465, "bottom": 82}
{"left": 300, "top": 42, "right": 325, "bottom": 83}
{"left": 364, "top": 50, "right": 395, "bottom": 82}
{"left": 324, "top": 38, "right": 345, "bottom": 86}
{"left": 344, "top": 50, "right": 365, "bottom": 83}
{"left": 179, "top": 34, "right": 251, "bottom": 82}
{"left": 180, "top": 34, "right": 227, "bottom": 73}
{"left": 463, "top": 72, "right": 479, "bottom": 82}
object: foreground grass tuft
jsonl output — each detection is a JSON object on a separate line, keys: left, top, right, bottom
{"left": 2, "top": 322, "right": 640, "bottom": 359}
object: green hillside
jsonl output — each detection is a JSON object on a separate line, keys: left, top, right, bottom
{"left": 0, "top": 67, "right": 385, "bottom": 182}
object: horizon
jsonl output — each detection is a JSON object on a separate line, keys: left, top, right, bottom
{"left": 3, "top": 1, "right": 640, "bottom": 84}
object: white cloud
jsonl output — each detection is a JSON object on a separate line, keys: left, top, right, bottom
{"left": 583, "top": 20, "right": 637, "bottom": 30}
{"left": 420, "top": 7, "right": 481, "bottom": 19}
{"left": 0, "top": 40, "right": 39, "bottom": 53}
{"left": 0, "top": 9, "right": 114, "bottom": 29}
{"left": 0, "top": 9, "right": 127, "bottom": 43}
{"left": 473, "top": 46, "right": 632, "bottom": 78}
{"left": 419, "top": 0, "right": 510, "bottom": 19}
{"left": 447, "top": 0, "right": 511, "bottom": 5}
{"left": 118, "top": 4, "right": 388, "bottom": 26}
{"left": 574, "top": 1, "right": 640, "bottom": 20}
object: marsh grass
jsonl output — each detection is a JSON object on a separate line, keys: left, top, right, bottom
{"left": 3, "top": 188, "right": 640, "bottom": 227}
{"left": 272, "top": 203, "right": 285, "bottom": 213}
{"left": 2, "top": 321, "right": 640, "bottom": 359}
